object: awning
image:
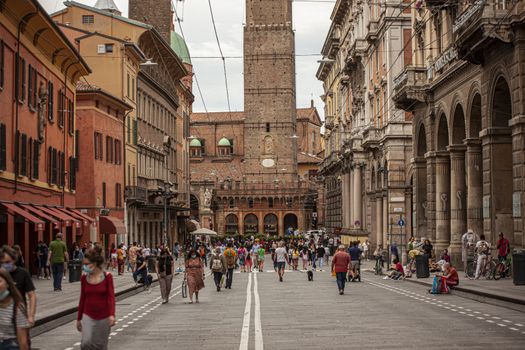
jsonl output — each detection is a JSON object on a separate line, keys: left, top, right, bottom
{"left": 66, "top": 208, "right": 95, "bottom": 224}
{"left": 63, "top": 208, "right": 93, "bottom": 227}
{"left": 186, "top": 219, "right": 201, "bottom": 232}
{"left": 1, "top": 203, "right": 45, "bottom": 231}
{"left": 48, "top": 207, "right": 82, "bottom": 228}
{"left": 20, "top": 204, "right": 60, "bottom": 228}
{"left": 99, "top": 216, "right": 126, "bottom": 235}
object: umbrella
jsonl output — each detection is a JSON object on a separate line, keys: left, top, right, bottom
{"left": 190, "top": 227, "right": 218, "bottom": 236}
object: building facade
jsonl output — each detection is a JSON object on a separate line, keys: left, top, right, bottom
{"left": 0, "top": 0, "right": 90, "bottom": 269}
{"left": 75, "top": 82, "right": 131, "bottom": 250}
{"left": 393, "top": 0, "right": 525, "bottom": 264}
{"left": 318, "top": 0, "right": 413, "bottom": 247}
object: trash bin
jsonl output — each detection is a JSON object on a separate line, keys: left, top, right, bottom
{"left": 415, "top": 254, "right": 429, "bottom": 278}
{"left": 68, "top": 260, "right": 82, "bottom": 283}
{"left": 512, "top": 251, "right": 525, "bottom": 285}
{"left": 147, "top": 256, "right": 156, "bottom": 273}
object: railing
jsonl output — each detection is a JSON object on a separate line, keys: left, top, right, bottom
{"left": 215, "top": 180, "right": 318, "bottom": 196}
{"left": 125, "top": 186, "right": 147, "bottom": 202}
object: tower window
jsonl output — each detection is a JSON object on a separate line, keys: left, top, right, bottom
{"left": 266, "top": 122, "right": 270, "bottom": 132}
{"left": 82, "top": 15, "right": 94, "bottom": 24}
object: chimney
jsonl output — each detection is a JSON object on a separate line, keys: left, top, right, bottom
{"left": 128, "top": 0, "right": 173, "bottom": 44}
{"left": 310, "top": 99, "right": 314, "bottom": 108}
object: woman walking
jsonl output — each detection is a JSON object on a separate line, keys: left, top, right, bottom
{"left": 77, "top": 247, "right": 116, "bottom": 350}
{"left": 238, "top": 245, "right": 247, "bottom": 272}
{"left": 185, "top": 249, "right": 205, "bottom": 304}
{"left": 245, "top": 249, "right": 253, "bottom": 272}
{"left": 156, "top": 247, "right": 174, "bottom": 304}
{"left": 0, "top": 269, "right": 30, "bottom": 350}
{"left": 209, "top": 247, "right": 226, "bottom": 292}
{"left": 301, "top": 248, "right": 309, "bottom": 271}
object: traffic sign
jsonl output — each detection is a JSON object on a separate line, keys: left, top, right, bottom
{"left": 398, "top": 219, "right": 405, "bottom": 227}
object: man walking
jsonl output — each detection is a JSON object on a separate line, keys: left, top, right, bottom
{"left": 48, "top": 231, "right": 68, "bottom": 291}
{"left": 224, "top": 242, "right": 237, "bottom": 289}
{"left": 347, "top": 241, "right": 361, "bottom": 281}
{"left": 210, "top": 247, "right": 226, "bottom": 292}
{"left": 332, "top": 245, "right": 350, "bottom": 295}
{"left": 274, "top": 241, "right": 288, "bottom": 282}
{"left": 496, "top": 232, "right": 510, "bottom": 262}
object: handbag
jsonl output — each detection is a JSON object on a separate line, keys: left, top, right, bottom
{"left": 181, "top": 278, "right": 188, "bottom": 298}
{"left": 220, "top": 275, "right": 225, "bottom": 287}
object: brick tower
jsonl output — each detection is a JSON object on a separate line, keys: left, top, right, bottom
{"left": 243, "top": 0, "right": 298, "bottom": 182}
{"left": 128, "top": 0, "right": 173, "bottom": 43}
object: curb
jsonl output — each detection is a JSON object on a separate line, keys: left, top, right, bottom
{"left": 364, "top": 269, "right": 525, "bottom": 313}
{"left": 31, "top": 273, "right": 179, "bottom": 337}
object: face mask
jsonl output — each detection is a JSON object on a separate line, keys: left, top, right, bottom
{"left": 82, "top": 264, "right": 93, "bottom": 274}
{"left": 2, "top": 263, "right": 14, "bottom": 272}
{"left": 191, "top": 254, "right": 197, "bottom": 259}
{"left": 0, "top": 289, "right": 10, "bottom": 301}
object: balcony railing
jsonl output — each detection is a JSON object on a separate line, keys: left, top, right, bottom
{"left": 214, "top": 180, "right": 317, "bottom": 197}
{"left": 366, "top": 20, "right": 379, "bottom": 44}
{"left": 392, "top": 65, "right": 428, "bottom": 110}
{"left": 125, "top": 186, "right": 147, "bottom": 203}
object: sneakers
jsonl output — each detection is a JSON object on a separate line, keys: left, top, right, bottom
{"left": 339, "top": 290, "right": 344, "bottom": 295}
{"left": 279, "top": 276, "right": 283, "bottom": 282}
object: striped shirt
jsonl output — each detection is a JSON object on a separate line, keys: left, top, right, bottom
{"left": 0, "top": 301, "right": 29, "bottom": 340}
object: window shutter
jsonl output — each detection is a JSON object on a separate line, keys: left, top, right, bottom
{"left": 21, "top": 58, "right": 26, "bottom": 102}
{"left": 28, "top": 65, "right": 33, "bottom": 107}
{"left": 47, "top": 147, "right": 52, "bottom": 184}
{"left": 33, "top": 140, "right": 40, "bottom": 179}
{"left": 47, "top": 81, "right": 54, "bottom": 122}
{"left": 0, "top": 123, "right": 6, "bottom": 170}
{"left": 60, "top": 152, "right": 65, "bottom": 187}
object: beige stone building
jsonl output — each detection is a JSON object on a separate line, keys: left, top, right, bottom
{"left": 318, "top": 0, "right": 413, "bottom": 247}
{"left": 393, "top": 0, "right": 525, "bottom": 264}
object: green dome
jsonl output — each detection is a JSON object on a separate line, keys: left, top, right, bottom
{"left": 218, "top": 137, "right": 231, "bottom": 146}
{"left": 190, "top": 138, "right": 202, "bottom": 147}
{"left": 171, "top": 31, "right": 191, "bottom": 65}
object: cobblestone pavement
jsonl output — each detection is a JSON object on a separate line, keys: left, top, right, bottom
{"left": 32, "top": 256, "right": 525, "bottom": 350}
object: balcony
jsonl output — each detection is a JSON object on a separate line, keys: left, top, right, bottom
{"left": 125, "top": 186, "right": 147, "bottom": 203}
{"left": 392, "top": 66, "right": 428, "bottom": 110}
{"left": 361, "top": 126, "right": 383, "bottom": 150}
{"left": 324, "top": 117, "right": 335, "bottom": 130}
{"left": 453, "top": 0, "right": 515, "bottom": 64}
{"left": 366, "top": 20, "right": 379, "bottom": 44}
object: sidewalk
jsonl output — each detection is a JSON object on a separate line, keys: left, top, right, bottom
{"left": 360, "top": 260, "right": 525, "bottom": 311}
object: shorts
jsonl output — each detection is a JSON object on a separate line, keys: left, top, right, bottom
{"left": 277, "top": 262, "right": 286, "bottom": 270}
{"left": 351, "top": 260, "right": 360, "bottom": 269}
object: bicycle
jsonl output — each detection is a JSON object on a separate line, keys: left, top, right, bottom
{"left": 466, "top": 254, "right": 496, "bottom": 280}
{"left": 374, "top": 256, "right": 383, "bottom": 275}
{"left": 493, "top": 256, "right": 512, "bottom": 280}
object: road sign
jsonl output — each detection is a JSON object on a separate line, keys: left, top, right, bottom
{"left": 398, "top": 219, "right": 405, "bottom": 227}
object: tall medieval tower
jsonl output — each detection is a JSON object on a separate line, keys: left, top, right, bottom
{"left": 243, "top": 0, "right": 298, "bottom": 182}
{"left": 128, "top": 0, "right": 173, "bottom": 43}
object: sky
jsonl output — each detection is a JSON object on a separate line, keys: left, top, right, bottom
{"left": 39, "top": 0, "right": 333, "bottom": 119}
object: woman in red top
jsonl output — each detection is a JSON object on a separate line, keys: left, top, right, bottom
{"left": 77, "top": 247, "right": 116, "bottom": 350}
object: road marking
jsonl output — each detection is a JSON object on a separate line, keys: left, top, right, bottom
{"left": 73, "top": 342, "right": 81, "bottom": 346}
{"left": 509, "top": 327, "right": 519, "bottom": 331}
{"left": 239, "top": 272, "right": 253, "bottom": 350}
{"left": 486, "top": 320, "right": 495, "bottom": 324}
{"left": 516, "top": 323, "right": 524, "bottom": 327}
{"left": 254, "top": 272, "right": 264, "bottom": 350}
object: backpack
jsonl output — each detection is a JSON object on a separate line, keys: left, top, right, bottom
{"left": 478, "top": 241, "right": 489, "bottom": 255}
{"left": 211, "top": 256, "right": 223, "bottom": 271}
{"left": 225, "top": 250, "right": 236, "bottom": 267}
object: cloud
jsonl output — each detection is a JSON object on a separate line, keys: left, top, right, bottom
{"left": 39, "top": 0, "right": 333, "bottom": 119}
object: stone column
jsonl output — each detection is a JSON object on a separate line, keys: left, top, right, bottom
{"left": 448, "top": 145, "right": 467, "bottom": 265}
{"left": 510, "top": 116, "right": 525, "bottom": 248}
{"left": 435, "top": 152, "right": 451, "bottom": 254}
{"left": 376, "top": 192, "right": 383, "bottom": 248}
{"left": 353, "top": 165, "right": 362, "bottom": 228}
{"left": 342, "top": 172, "right": 350, "bottom": 228}
{"left": 383, "top": 191, "right": 388, "bottom": 247}
{"left": 412, "top": 157, "right": 427, "bottom": 240}
{"left": 464, "top": 139, "right": 483, "bottom": 238}
{"left": 349, "top": 167, "right": 354, "bottom": 227}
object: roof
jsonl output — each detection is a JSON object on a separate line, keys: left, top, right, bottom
{"left": 298, "top": 152, "right": 322, "bottom": 164}
{"left": 76, "top": 81, "right": 133, "bottom": 110}
{"left": 191, "top": 108, "right": 320, "bottom": 125}
{"left": 218, "top": 137, "right": 231, "bottom": 146}
{"left": 171, "top": 31, "right": 191, "bottom": 65}
{"left": 94, "top": 0, "right": 121, "bottom": 14}
{"left": 297, "top": 107, "right": 322, "bottom": 126}
{"left": 190, "top": 138, "right": 202, "bottom": 147}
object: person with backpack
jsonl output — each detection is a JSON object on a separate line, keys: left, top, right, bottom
{"left": 210, "top": 248, "right": 226, "bottom": 292}
{"left": 224, "top": 243, "right": 237, "bottom": 289}
{"left": 77, "top": 247, "right": 116, "bottom": 350}
{"left": 475, "top": 234, "right": 491, "bottom": 279}
{"left": 156, "top": 247, "right": 174, "bottom": 304}
{"left": 257, "top": 245, "right": 265, "bottom": 272}
{"left": 0, "top": 268, "right": 30, "bottom": 350}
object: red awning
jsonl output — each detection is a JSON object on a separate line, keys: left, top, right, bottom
{"left": 1, "top": 203, "right": 45, "bottom": 231}
{"left": 99, "top": 216, "right": 126, "bottom": 235}
{"left": 35, "top": 206, "right": 72, "bottom": 226}
{"left": 61, "top": 208, "right": 90, "bottom": 227}
{"left": 65, "top": 208, "right": 95, "bottom": 225}
{"left": 20, "top": 205, "right": 60, "bottom": 227}
{"left": 48, "top": 207, "right": 82, "bottom": 228}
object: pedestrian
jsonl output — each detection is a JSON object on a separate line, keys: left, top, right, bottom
{"left": 475, "top": 234, "right": 491, "bottom": 279}
{"left": 390, "top": 242, "right": 399, "bottom": 263}
{"left": 47, "top": 232, "right": 68, "bottom": 292}
{"left": 76, "top": 247, "right": 116, "bottom": 350}
{"left": 0, "top": 268, "right": 30, "bottom": 350}
{"left": 291, "top": 246, "right": 299, "bottom": 271}
{"left": 12, "top": 246, "right": 24, "bottom": 269}
{"left": 245, "top": 248, "right": 253, "bottom": 273}
{"left": 185, "top": 249, "right": 205, "bottom": 303}
{"left": 316, "top": 244, "right": 325, "bottom": 271}
{"left": 238, "top": 245, "right": 247, "bottom": 272}
{"left": 224, "top": 243, "right": 237, "bottom": 289}
{"left": 332, "top": 245, "right": 350, "bottom": 295}
{"left": 442, "top": 262, "right": 459, "bottom": 288}
{"left": 210, "top": 247, "right": 226, "bottom": 292}
{"left": 496, "top": 232, "right": 510, "bottom": 262}
{"left": 0, "top": 246, "right": 37, "bottom": 327}
{"left": 173, "top": 242, "right": 180, "bottom": 261}
{"left": 251, "top": 240, "right": 260, "bottom": 271}
{"left": 257, "top": 244, "right": 265, "bottom": 272}
{"left": 274, "top": 241, "right": 288, "bottom": 282}
{"left": 72, "top": 243, "right": 84, "bottom": 261}
{"left": 301, "top": 247, "right": 309, "bottom": 271}
{"left": 347, "top": 241, "right": 361, "bottom": 281}
{"left": 36, "top": 241, "right": 50, "bottom": 280}
{"left": 156, "top": 247, "right": 174, "bottom": 304}
{"left": 132, "top": 250, "right": 150, "bottom": 290}
{"left": 309, "top": 243, "right": 317, "bottom": 270}
{"left": 128, "top": 242, "right": 138, "bottom": 272}
{"left": 116, "top": 244, "right": 125, "bottom": 275}
{"left": 422, "top": 239, "right": 433, "bottom": 261}
{"left": 461, "top": 229, "right": 477, "bottom": 275}
{"left": 363, "top": 240, "right": 370, "bottom": 261}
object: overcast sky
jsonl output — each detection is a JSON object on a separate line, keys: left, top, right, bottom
{"left": 39, "top": 0, "right": 332, "bottom": 119}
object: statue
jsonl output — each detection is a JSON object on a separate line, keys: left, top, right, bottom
{"left": 37, "top": 82, "right": 48, "bottom": 142}
{"left": 263, "top": 135, "right": 274, "bottom": 155}
{"left": 204, "top": 188, "right": 212, "bottom": 208}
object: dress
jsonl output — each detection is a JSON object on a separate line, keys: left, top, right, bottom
{"left": 185, "top": 257, "right": 205, "bottom": 295}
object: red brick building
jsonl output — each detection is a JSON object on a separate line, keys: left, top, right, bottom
{"left": 75, "top": 82, "right": 131, "bottom": 251}
{"left": 0, "top": 0, "right": 90, "bottom": 270}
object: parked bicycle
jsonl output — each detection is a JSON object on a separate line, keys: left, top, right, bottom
{"left": 374, "top": 256, "right": 383, "bottom": 275}
{"left": 466, "top": 254, "right": 496, "bottom": 280}
{"left": 493, "top": 256, "right": 512, "bottom": 280}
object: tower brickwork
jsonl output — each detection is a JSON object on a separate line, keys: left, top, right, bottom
{"left": 128, "top": 0, "right": 173, "bottom": 43}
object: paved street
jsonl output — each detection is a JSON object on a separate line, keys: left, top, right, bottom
{"left": 32, "top": 256, "right": 524, "bottom": 350}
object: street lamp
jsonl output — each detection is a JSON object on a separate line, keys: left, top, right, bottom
{"left": 158, "top": 181, "right": 175, "bottom": 247}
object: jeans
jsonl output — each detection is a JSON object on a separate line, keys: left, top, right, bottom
{"left": 213, "top": 271, "right": 223, "bottom": 288}
{"left": 311, "top": 253, "right": 317, "bottom": 268}
{"left": 133, "top": 269, "right": 149, "bottom": 286}
{"left": 226, "top": 268, "right": 234, "bottom": 288}
{"left": 52, "top": 263, "right": 64, "bottom": 290}
{"left": 0, "top": 338, "right": 19, "bottom": 350}
{"left": 336, "top": 272, "right": 346, "bottom": 291}
{"left": 317, "top": 257, "right": 324, "bottom": 269}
